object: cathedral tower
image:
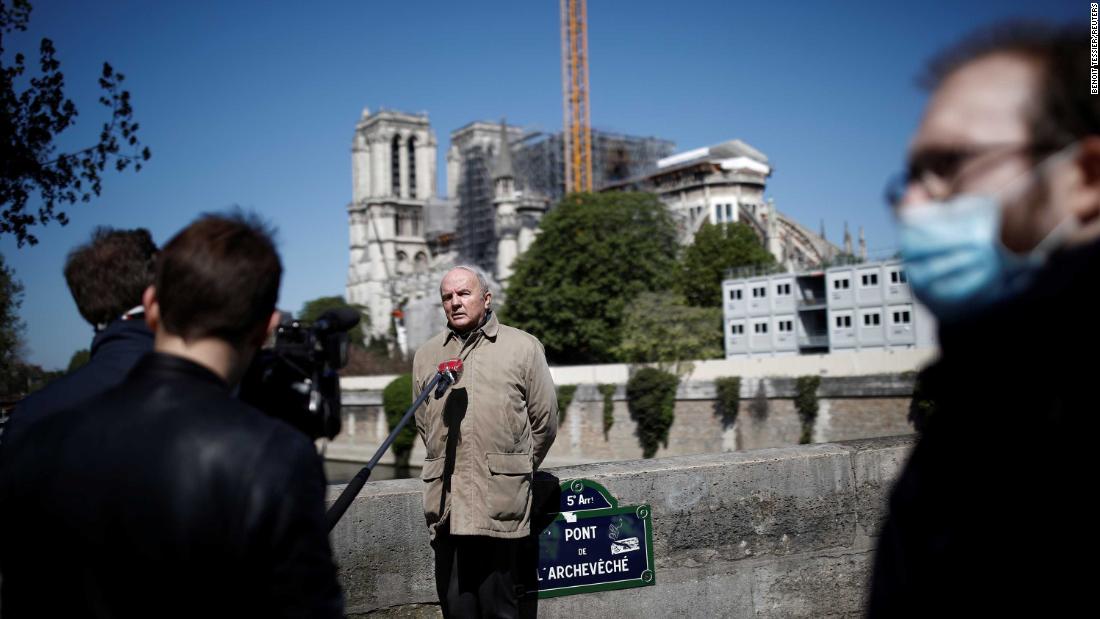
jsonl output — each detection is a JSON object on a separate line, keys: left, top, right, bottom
{"left": 347, "top": 109, "right": 438, "bottom": 340}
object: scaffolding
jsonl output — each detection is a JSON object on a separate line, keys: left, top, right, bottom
{"left": 513, "top": 129, "right": 674, "bottom": 205}
{"left": 452, "top": 122, "right": 675, "bottom": 274}
{"left": 454, "top": 141, "right": 497, "bottom": 272}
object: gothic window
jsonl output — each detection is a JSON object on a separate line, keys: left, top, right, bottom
{"left": 391, "top": 135, "right": 401, "bottom": 197}
{"left": 408, "top": 136, "right": 417, "bottom": 199}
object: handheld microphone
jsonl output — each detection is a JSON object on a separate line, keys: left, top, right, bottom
{"left": 436, "top": 359, "right": 463, "bottom": 397}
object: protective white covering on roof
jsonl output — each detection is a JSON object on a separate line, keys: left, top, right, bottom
{"left": 657, "top": 146, "right": 710, "bottom": 169}
{"left": 719, "top": 156, "right": 771, "bottom": 175}
{"left": 656, "top": 139, "right": 769, "bottom": 170}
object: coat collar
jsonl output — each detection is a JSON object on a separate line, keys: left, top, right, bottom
{"left": 129, "top": 351, "right": 230, "bottom": 392}
{"left": 445, "top": 310, "right": 499, "bottom": 346}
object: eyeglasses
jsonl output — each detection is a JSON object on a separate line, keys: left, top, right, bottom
{"left": 883, "top": 143, "right": 1035, "bottom": 211}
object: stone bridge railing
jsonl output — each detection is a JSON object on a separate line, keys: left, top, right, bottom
{"left": 327, "top": 435, "right": 914, "bottom": 617}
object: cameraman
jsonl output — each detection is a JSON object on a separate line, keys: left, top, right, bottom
{"left": 0, "top": 212, "right": 344, "bottom": 617}
{"left": 5, "top": 228, "right": 155, "bottom": 440}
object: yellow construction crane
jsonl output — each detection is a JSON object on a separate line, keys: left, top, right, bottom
{"left": 561, "top": 0, "right": 593, "bottom": 193}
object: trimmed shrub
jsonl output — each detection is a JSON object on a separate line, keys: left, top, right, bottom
{"left": 795, "top": 375, "right": 821, "bottom": 444}
{"left": 382, "top": 373, "right": 417, "bottom": 468}
{"left": 749, "top": 379, "right": 769, "bottom": 420}
{"left": 714, "top": 376, "right": 741, "bottom": 427}
{"left": 598, "top": 383, "right": 616, "bottom": 439}
{"left": 556, "top": 384, "right": 578, "bottom": 424}
{"left": 626, "top": 367, "right": 679, "bottom": 458}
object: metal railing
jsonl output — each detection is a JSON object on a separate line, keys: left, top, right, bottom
{"left": 725, "top": 262, "right": 787, "bottom": 281}
{"left": 796, "top": 296, "right": 826, "bottom": 308}
{"left": 797, "top": 335, "right": 829, "bottom": 348}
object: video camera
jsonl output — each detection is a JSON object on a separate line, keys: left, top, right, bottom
{"left": 238, "top": 307, "right": 361, "bottom": 440}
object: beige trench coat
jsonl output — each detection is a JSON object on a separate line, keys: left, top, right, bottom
{"left": 412, "top": 311, "right": 557, "bottom": 540}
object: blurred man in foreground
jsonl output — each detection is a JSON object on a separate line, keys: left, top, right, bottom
{"left": 871, "top": 23, "right": 1099, "bottom": 616}
{"left": 0, "top": 212, "right": 344, "bottom": 617}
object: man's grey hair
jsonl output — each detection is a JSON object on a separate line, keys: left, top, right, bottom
{"left": 445, "top": 264, "right": 492, "bottom": 297}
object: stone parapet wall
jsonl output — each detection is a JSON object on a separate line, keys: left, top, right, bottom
{"left": 329, "top": 375, "right": 916, "bottom": 468}
{"left": 328, "top": 435, "right": 915, "bottom": 617}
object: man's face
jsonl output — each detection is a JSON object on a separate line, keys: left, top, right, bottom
{"left": 901, "top": 53, "right": 1062, "bottom": 253}
{"left": 440, "top": 269, "right": 490, "bottom": 334}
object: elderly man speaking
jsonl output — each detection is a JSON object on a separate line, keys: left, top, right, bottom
{"left": 413, "top": 265, "right": 557, "bottom": 618}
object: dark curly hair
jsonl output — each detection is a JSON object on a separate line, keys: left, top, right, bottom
{"left": 64, "top": 227, "right": 157, "bottom": 327}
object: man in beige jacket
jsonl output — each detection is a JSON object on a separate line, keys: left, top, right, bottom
{"left": 413, "top": 265, "right": 557, "bottom": 618}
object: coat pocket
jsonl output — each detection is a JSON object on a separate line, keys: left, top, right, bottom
{"left": 420, "top": 456, "right": 446, "bottom": 523}
{"left": 485, "top": 452, "right": 532, "bottom": 521}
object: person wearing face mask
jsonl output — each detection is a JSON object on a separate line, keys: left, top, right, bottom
{"left": 869, "top": 23, "right": 1100, "bottom": 617}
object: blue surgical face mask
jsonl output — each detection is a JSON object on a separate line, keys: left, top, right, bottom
{"left": 897, "top": 146, "right": 1080, "bottom": 324}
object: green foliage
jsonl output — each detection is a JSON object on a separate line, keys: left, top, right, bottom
{"left": 1, "top": 1, "right": 150, "bottom": 246}
{"left": 0, "top": 252, "right": 24, "bottom": 394}
{"left": 626, "top": 367, "right": 679, "bottom": 458}
{"left": 598, "top": 383, "right": 616, "bottom": 440}
{"left": 615, "top": 292, "right": 722, "bottom": 374}
{"left": 679, "top": 222, "right": 775, "bottom": 308}
{"left": 0, "top": 361, "right": 61, "bottom": 398}
{"left": 906, "top": 368, "right": 938, "bottom": 433}
{"left": 66, "top": 348, "right": 90, "bottom": 372}
{"left": 382, "top": 373, "right": 416, "bottom": 468}
{"left": 501, "top": 192, "right": 679, "bottom": 364}
{"left": 556, "top": 384, "right": 577, "bottom": 424}
{"left": 749, "top": 380, "right": 769, "bottom": 420}
{"left": 0, "top": 252, "right": 60, "bottom": 397}
{"left": 714, "top": 376, "right": 741, "bottom": 427}
{"left": 820, "top": 252, "right": 864, "bottom": 269}
{"left": 298, "top": 295, "right": 371, "bottom": 349}
{"left": 795, "top": 375, "right": 821, "bottom": 444}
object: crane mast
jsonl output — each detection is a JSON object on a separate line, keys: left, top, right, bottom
{"left": 561, "top": 0, "right": 593, "bottom": 193}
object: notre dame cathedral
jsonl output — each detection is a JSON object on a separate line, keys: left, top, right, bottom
{"left": 346, "top": 108, "right": 852, "bottom": 352}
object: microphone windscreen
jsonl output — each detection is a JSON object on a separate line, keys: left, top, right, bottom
{"left": 315, "top": 307, "right": 361, "bottom": 333}
{"left": 438, "top": 359, "right": 463, "bottom": 374}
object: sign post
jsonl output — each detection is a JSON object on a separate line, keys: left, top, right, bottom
{"left": 532, "top": 479, "right": 656, "bottom": 599}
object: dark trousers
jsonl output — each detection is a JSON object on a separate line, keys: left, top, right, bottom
{"left": 432, "top": 527, "right": 527, "bottom": 619}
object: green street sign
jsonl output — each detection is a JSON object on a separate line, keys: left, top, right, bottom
{"left": 532, "top": 479, "right": 656, "bottom": 599}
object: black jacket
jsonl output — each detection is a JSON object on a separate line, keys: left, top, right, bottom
{"left": 0, "top": 352, "right": 344, "bottom": 618}
{"left": 869, "top": 239, "right": 1100, "bottom": 617}
{"left": 5, "top": 316, "right": 153, "bottom": 444}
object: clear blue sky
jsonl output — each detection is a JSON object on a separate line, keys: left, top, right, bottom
{"left": 1, "top": 0, "right": 1078, "bottom": 369}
